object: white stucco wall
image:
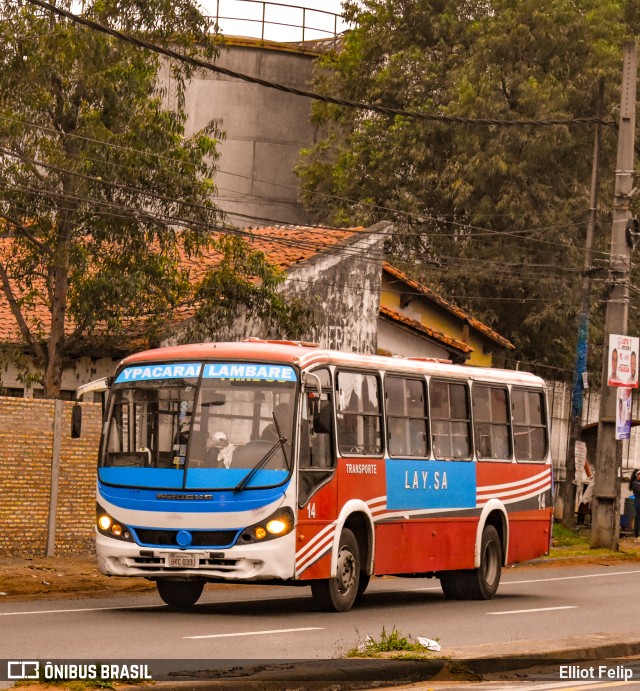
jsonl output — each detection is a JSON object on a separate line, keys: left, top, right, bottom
{"left": 377, "top": 318, "right": 449, "bottom": 360}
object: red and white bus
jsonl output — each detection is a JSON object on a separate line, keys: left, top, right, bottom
{"left": 91, "top": 339, "right": 553, "bottom": 611}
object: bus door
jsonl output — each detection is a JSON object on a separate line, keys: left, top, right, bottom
{"left": 296, "top": 368, "right": 337, "bottom": 579}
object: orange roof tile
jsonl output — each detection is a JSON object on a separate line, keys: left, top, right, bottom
{"left": 383, "top": 263, "right": 514, "bottom": 350}
{"left": 0, "top": 225, "right": 366, "bottom": 345}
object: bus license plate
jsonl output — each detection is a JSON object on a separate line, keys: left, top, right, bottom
{"left": 167, "top": 553, "right": 197, "bottom": 568}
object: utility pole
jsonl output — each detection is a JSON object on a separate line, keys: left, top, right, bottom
{"left": 591, "top": 41, "right": 637, "bottom": 550}
{"left": 562, "top": 79, "right": 604, "bottom": 529}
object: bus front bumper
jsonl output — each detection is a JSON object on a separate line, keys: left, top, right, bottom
{"left": 96, "top": 531, "right": 296, "bottom": 581}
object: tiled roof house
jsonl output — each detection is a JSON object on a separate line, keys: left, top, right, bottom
{"left": 0, "top": 222, "right": 389, "bottom": 396}
{"left": 379, "top": 263, "right": 514, "bottom": 366}
{"left": 0, "top": 221, "right": 512, "bottom": 397}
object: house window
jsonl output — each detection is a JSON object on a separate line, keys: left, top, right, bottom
{"left": 0, "top": 387, "right": 24, "bottom": 398}
{"left": 33, "top": 389, "right": 74, "bottom": 400}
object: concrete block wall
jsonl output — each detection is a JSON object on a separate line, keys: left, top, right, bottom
{"left": 0, "top": 398, "right": 101, "bottom": 557}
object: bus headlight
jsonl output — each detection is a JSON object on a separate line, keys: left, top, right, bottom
{"left": 238, "top": 507, "right": 294, "bottom": 544}
{"left": 266, "top": 518, "right": 288, "bottom": 535}
{"left": 96, "top": 504, "right": 133, "bottom": 542}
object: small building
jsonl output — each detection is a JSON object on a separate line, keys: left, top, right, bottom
{"left": 379, "top": 263, "right": 514, "bottom": 366}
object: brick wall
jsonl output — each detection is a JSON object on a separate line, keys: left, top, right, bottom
{"left": 0, "top": 398, "right": 101, "bottom": 557}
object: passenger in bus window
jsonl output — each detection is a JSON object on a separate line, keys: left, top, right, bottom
{"left": 261, "top": 403, "right": 290, "bottom": 442}
{"left": 388, "top": 417, "right": 406, "bottom": 456}
{"left": 206, "top": 431, "right": 234, "bottom": 468}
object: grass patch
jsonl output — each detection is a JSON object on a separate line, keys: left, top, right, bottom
{"left": 552, "top": 522, "right": 589, "bottom": 547}
{"left": 346, "top": 626, "right": 437, "bottom": 658}
{"left": 15, "top": 682, "right": 114, "bottom": 690}
{"left": 13, "top": 663, "right": 116, "bottom": 690}
{"left": 547, "top": 522, "right": 640, "bottom": 559}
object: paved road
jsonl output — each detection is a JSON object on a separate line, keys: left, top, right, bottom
{"left": 2, "top": 562, "right": 640, "bottom": 685}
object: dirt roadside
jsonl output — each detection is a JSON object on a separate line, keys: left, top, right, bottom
{"left": 1, "top": 537, "right": 640, "bottom": 602}
{"left": 0, "top": 555, "right": 155, "bottom": 601}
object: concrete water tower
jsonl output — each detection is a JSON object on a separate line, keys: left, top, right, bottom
{"left": 166, "top": 1, "right": 348, "bottom": 227}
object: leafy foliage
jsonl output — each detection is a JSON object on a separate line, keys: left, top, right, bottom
{"left": 0, "top": 1, "right": 306, "bottom": 397}
{"left": 179, "top": 235, "right": 313, "bottom": 344}
{"left": 298, "top": 0, "right": 640, "bottom": 376}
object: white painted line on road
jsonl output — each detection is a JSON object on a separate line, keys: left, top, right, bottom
{"left": 0, "top": 604, "right": 162, "bottom": 616}
{"left": 487, "top": 605, "right": 577, "bottom": 615}
{"left": 0, "top": 592, "right": 306, "bottom": 617}
{"left": 410, "top": 568, "right": 640, "bottom": 591}
{"left": 499, "top": 569, "right": 640, "bottom": 585}
{"left": 184, "top": 626, "right": 323, "bottom": 640}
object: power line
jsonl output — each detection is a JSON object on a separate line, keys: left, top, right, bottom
{"left": 24, "top": 0, "right": 615, "bottom": 131}
{"left": 0, "top": 113, "right": 598, "bottom": 249}
{"left": 1, "top": 195, "right": 581, "bottom": 306}
{"left": 0, "top": 180, "right": 389, "bottom": 270}
{"left": 0, "top": 127, "right": 604, "bottom": 261}
{"left": 0, "top": 177, "right": 590, "bottom": 298}
{"left": 1, "top": 139, "right": 607, "bottom": 265}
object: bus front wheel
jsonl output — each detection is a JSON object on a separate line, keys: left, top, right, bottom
{"left": 439, "top": 525, "right": 502, "bottom": 600}
{"left": 311, "top": 528, "right": 360, "bottom": 612}
{"left": 156, "top": 578, "right": 204, "bottom": 608}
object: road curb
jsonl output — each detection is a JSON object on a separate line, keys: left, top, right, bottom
{"left": 118, "top": 636, "right": 640, "bottom": 690}
{"left": 446, "top": 634, "right": 640, "bottom": 674}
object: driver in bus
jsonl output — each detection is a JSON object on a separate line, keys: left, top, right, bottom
{"left": 261, "top": 403, "right": 290, "bottom": 442}
{"left": 206, "top": 431, "right": 234, "bottom": 468}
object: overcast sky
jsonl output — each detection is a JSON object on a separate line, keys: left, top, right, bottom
{"left": 199, "top": 0, "right": 349, "bottom": 42}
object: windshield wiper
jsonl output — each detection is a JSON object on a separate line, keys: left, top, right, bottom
{"left": 234, "top": 413, "right": 290, "bottom": 493}
{"left": 271, "top": 412, "right": 290, "bottom": 470}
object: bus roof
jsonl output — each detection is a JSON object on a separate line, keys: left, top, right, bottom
{"left": 119, "top": 339, "right": 544, "bottom": 387}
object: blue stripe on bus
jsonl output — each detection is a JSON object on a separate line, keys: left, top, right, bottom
{"left": 98, "top": 471, "right": 290, "bottom": 512}
{"left": 385, "top": 459, "right": 476, "bottom": 510}
{"left": 114, "top": 362, "right": 297, "bottom": 384}
{"left": 202, "top": 363, "right": 296, "bottom": 381}
{"left": 115, "top": 363, "right": 202, "bottom": 383}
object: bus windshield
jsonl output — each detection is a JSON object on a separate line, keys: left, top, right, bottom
{"left": 99, "top": 361, "right": 297, "bottom": 491}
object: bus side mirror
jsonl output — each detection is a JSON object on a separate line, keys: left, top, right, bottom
{"left": 71, "top": 403, "right": 82, "bottom": 439}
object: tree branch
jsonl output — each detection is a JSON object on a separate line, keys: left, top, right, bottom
{"left": 0, "top": 258, "right": 47, "bottom": 364}
{"left": 0, "top": 212, "right": 55, "bottom": 257}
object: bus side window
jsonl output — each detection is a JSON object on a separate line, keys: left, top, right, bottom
{"left": 385, "top": 376, "right": 428, "bottom": 458}
{"left": 473, "top": 385, "right": 511, "bottom": 460}
{"left": 512, "top": 388, "right": 548, "bottom": 462}
{"left": 300, "top": 395, "right": 334, "bottom": 470}
{"left": 336, "top": 371, "right": 382, "bottom": 456}
{"left": 430, "top": 380, "right": 471, "bottom": 460}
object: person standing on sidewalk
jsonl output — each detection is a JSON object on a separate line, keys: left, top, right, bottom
{"left": 630, "top": 470, "right": 640, "bottom": 541}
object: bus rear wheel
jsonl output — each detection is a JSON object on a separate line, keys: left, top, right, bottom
{"left": 439, "top": 525, "right": 502, "bottom": 600}
{"left": 311, "top": 528, "right": 360, "bottom": 612}
{"left": 156, "top": 578, "right": 204, "bottom": 608}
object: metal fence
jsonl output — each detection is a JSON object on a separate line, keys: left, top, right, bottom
{"left": 3, "top": 1, "right": 351, "bottom": 48}
{"left": 205, "top": 0, "right": 350, "bottom": 44}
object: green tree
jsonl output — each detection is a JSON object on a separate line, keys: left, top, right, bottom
{"left": 178, "top": 234, "right": 312, "bottom": 344}
{"left": 0, "top": 0, "right": 307, "bottom": 398}
{"left": 299, "top": 0, "right": 639, "bottom": 375}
